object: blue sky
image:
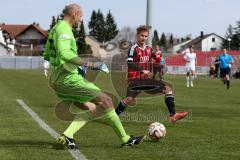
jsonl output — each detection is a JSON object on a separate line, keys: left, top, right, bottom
{"left": 1, "top": 0, "right": 239, "bottom": 38}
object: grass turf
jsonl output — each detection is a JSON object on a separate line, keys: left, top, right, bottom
{"left": 0, "top": 69, "right": 239, "bottom": 160}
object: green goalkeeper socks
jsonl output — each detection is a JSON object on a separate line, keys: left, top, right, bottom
{"left": 63, "top": 108, "right": 130, "bottom": 143}
{"left": 63, "top": 111, "right": 90, "bottom": 139}
{"left": 102, "top": 108, "right": 130, "bottom": 143}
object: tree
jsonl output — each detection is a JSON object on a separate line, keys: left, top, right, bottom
{"left": 88, "top": 10, "right": 98, "bottom": 37}
{"left": 234, "top": 20, "right": 240, "bottom": 49}
{"left": 222, "top": 24, "right": 234, "bottom": 49}
{"left": 176, "top": 38, "right": 180, "bottom": 44}
{"left": 96, "top": 9, "right": 106, "bottom": 43}
{"left": 229, "top": 34, "right": 240, "bottom": 50}
{"left": 181, "top": 37, "right": 185, "bottom": 42}
{"left": 226, "top": 24, "right": 234, "bottom": 38}
{"left": 49, "top": 16, "right": 57, "bottom": 31}
{"left": 88, "top": 9, "right": 105, "bottom": 43}
{"left": 169, "top": 34, "right": 174, "bottom": 48}
{"left": 48, "top": 13, "right": 63, "bottom": 31}
{"left": 89, "top": 9, "right": 118, "bottom": 43}
{"left": 159, "top": 33, "right": 167, "bottom": 50}
{"left": 104, "top": 10, "right": 118, "bottom": 42}
{"left": 235, "top": 20, "right": 240, "bottom": 49}
{"left": 75, "top": 21, "right": 92, "bottom": 55}
{"left": 56, "top": 13, "right": 64, "bottom": 22}
{"left": 186, "top": 36, "right": 191, "bottom": 41}
{"left": 234, "top": 20, "right": 240, "bottom": 34}
{"left": 222, "top": 22, "right": 240, "bottom": 50}
{"left": 152, "top": 30, "right": 159, "bottom": 48}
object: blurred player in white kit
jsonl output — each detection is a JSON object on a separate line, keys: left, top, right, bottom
{"left": 183, "top": 46, "right": 197, "bottom": 87}
{"left": 43, "top": 59, "right": 50, "bottom": 77}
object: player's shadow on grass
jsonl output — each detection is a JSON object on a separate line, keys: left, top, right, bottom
{"left": 0, "top": 140, "right": 65, "bottom": 150}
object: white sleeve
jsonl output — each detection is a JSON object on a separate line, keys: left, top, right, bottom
{"left": 183, "top": 54, "right": 187, "bottom": 60}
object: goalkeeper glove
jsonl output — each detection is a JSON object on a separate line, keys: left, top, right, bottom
{"left": 78, "top": 66, "right": 87, "bottom": 77}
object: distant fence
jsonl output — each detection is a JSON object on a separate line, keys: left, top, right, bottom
{"left": 166, "top": 66, "right": 209, "bottom": 74}
{"left": 0, "top": 56, "right": 43, "bottom": 69}
{"left": 1, "top": 51, "right": 239, "bottom": 75}
{"left": 108, "top": 65, "right": 211, "bottom": 74}
{"left": 106, "top": 51, "right": 240, "bottom": 74}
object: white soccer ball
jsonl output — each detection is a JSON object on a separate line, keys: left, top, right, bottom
{"left": 148, "top": 122, "right": 166, "bottom": 140}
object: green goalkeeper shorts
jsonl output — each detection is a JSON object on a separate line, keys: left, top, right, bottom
{"left": 50, "top": 73, "right": 101, "bottom": 103}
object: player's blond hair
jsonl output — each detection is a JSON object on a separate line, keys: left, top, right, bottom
{"left": 136, "top": 25, "right": 149, "bottom": 35}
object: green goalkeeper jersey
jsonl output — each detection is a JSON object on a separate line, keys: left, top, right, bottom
{"left": 43, "top": 20, "right": 78, "bottom": 75}
{"left": 43, "top": 20, "right": 101, "bottom": 104}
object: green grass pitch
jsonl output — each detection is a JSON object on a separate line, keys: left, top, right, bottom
{"left": 0, "top": 69, "right": 240, "bottom": 160}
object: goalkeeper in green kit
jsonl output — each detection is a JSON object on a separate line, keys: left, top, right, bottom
{"left": 43, "top": 3, "right": 145, "bottom": 149}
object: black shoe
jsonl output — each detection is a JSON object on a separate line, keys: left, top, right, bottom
{"left": 122, "top": 135, "right": 146, "bottom": 147}
{"left": 58, "top": 135, "right": 78, "bottom": 149}
{"left": 227, "top": 81, "right": 230, "bottom": 89}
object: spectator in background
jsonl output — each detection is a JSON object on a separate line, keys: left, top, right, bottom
{"left": 160, "top": 55, "right": 167, "bottom": 80}
{"left": 152, "top": 45, "right": 163, "bottom": 80}
{"left": 214, "top": 56, "right": 220, "bottom": 78}
{"left": 234, "top": 67, "right": 240, "bottom": 78}
{"left": 209, "top": 65, "right": 215, "bottom": 79}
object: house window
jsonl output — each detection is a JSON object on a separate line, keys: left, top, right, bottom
{"left": 212, "top": 38, "right": 215, "bottom": 42}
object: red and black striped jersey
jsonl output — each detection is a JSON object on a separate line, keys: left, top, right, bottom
{"left": 127, "top": 43, "right": 153, "bottom": 81}
{"left": 152, "top": 51, "right": 162, "bottom": 63}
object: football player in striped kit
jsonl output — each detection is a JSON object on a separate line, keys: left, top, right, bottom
{"left": 115, "top": 26, "right": 188, "bottom": 123}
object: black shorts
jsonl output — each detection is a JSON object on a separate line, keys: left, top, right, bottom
{"left": 126, "top": 78, "right": 172, "bottom": 98}
{"left": 153, "top": 65, "right": 163, "bottom": 74}
{"left": 220, "top": 67, "right": 230, "bottom": 78}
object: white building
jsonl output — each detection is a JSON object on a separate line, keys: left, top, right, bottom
{"left": 0, "top": 23, "right": 47, "bottom": 56}
{"left": 0, "top": 27, "right": 14, "bottom": 56}
{"left": 0, "top": 42, "right": 10, "bottom": 56}
{"left": 180, "top": 32, "right": 225, "bottom": 52}
{"left": 201, "top": 34, "right": 224, "bottom": 51}
{"left": 172, "top": 40, "right": 191, "bottom": 53}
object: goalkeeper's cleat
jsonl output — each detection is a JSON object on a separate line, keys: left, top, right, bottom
{"left": 122, "top": 135, "right": 146, "bottom": 147}
{"left": 58, "top": 135, "right": 78, "bottom": 149}
{"left": 100, "top": 63, "right": 109, "bottom": 74}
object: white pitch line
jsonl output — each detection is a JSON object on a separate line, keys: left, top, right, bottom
{"left": 16, "top": 99, "right": 88, "bottom": 160}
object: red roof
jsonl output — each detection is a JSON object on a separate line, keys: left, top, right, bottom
{"left": 0, "top": 24, "right": 48, "bottom": 38}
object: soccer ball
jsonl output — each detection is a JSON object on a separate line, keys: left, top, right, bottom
{"left": 148, "top": 122, "right": 166, "bottom": 140}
